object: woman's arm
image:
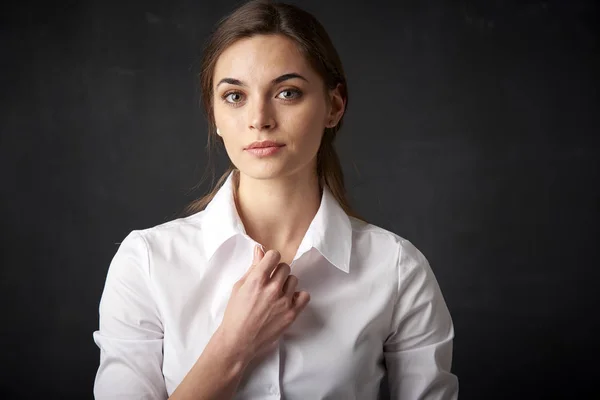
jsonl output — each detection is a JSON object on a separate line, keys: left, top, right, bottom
{"left": 93, "top": 231, "right": 256, "bottom": 400}
{"left": 168, "top": 326, "right": 250, "bottom": 400}
{"left": 93, "top": 231, "right": 168, "bottom": 399}
{"left": 384, "top": 239, "right": 459, "bottom": 400}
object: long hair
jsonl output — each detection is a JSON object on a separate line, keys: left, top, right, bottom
{"left": 179, "top": 0, "right": 366, "bottom": 223}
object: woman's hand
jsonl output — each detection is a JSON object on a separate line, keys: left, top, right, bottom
{"left": 217, "top": 245, "right": 311, "bottom": 363}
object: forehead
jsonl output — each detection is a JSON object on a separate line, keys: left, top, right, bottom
{"left": 213, "top": 34, "right": 316, "bottom": 85}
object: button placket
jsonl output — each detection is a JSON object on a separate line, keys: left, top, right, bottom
{"left": 270, "top": 340, "right": 282, "bottom": 397}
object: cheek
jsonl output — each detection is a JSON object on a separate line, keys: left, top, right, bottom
{"left": 283, "top": 102, "right": 326, "bottom": 145}
{"left": 214, "top": 109, "right": 245, "bottom": 149}
{"left": 214, "top": 103, "right": 236, "bottom": 128}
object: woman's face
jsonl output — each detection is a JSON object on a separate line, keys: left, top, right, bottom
{"left": 212, "top": 34, "right": 342, "bottom": 181}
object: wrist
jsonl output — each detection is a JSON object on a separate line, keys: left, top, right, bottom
{"left": 212, "top": 325, "right": 253, "bottom": 372}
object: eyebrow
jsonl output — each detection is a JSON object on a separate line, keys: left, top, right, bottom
{"left": 215, "top": 73, "right": 308, "bottom": 89}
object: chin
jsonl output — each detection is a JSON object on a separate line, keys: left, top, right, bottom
{"left": 237, "top": 163, "right": 289, "bottom": 180}
{"left": 233, "top": 153, "right": 311, "bottom": 181}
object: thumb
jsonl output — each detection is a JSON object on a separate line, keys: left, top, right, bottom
{"left": 252, "top": 244, "right": 265, "bottom": 265}
{"left": 242, "top": 245, "right": 264, "bottom": 281}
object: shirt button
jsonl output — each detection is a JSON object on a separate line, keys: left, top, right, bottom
{"left": 268, "top": 385, "right": 279, "bottom": 395}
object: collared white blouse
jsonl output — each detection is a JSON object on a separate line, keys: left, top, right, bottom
{"left": 93, "top": 171, "right": 458, "bottom": 399}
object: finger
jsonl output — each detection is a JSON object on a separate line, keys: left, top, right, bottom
{"left": 252, "top": 244, "right": 265, "bottom": 266}
{"left": 242, "top": 245, "right": 265, "bottom": 280}
{"left": 270, "top": 262, "right": 291, "bottom": 289}
{"left": 282, "top": 274, "right": 298, "bottom": 298}
{"left": 292, "top": 291, "right": 311, "bottom": 312}
{"left": 255, "top": 249, "right": 281, "bottom": 281}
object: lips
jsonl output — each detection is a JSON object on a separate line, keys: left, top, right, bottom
{"left": 245, "top": 144, "right": 285, "bottom": 157}
{"left": 245, "top": 141, "right": 284, "bottom": 149}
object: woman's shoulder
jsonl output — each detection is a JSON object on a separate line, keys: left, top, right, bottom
{"left": 348, "top": 216, "right": 428, "bottom": 263}
{"left": 348, "top": 215, "right": 405, "bottom": 244}
{"left": 125, "top": 210, "right": 208, "bottom": 245}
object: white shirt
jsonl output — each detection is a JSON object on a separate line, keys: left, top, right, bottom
{"left": 93, "top": 170, "right": 459, "bottom": 399}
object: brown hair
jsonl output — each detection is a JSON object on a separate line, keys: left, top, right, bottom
{"left": 179, "top": 0, "right": 366, "bottom": 223}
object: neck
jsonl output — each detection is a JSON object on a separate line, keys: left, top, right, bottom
{"left": 233, "top": 167, "right": 322, "bottom": 253}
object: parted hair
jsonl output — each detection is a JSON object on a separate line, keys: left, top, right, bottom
{"left": 179, "top": 0, "right": 365, "bottom": 223}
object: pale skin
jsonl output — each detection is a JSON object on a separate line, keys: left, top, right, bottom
{"left": 169, "top": 34, "right": 345, "bottom": 399}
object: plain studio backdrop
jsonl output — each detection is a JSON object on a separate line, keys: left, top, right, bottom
{"left": 1, "top": 0, "right": 598, "bottom": 398}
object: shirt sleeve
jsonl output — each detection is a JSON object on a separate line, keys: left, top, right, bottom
{"left": 93, "top": 230, "right": 168, "bottom": 400}
{"left": 383, "top": 239, "right": 459, "bottom": 400}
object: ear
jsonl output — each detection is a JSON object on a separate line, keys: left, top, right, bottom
{"left": 326, "top": 83, "right": 346, "bottom": 128}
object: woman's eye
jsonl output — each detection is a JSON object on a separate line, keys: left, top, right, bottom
{"left": 278, "top": 89, "right": 301, "bottom": 100}
{"left": 224, "top": 92, "right": 243, "bottom": 103}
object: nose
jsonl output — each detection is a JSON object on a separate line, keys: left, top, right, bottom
{"left": 248, "top": 97, "right": 276, "bottom": 131}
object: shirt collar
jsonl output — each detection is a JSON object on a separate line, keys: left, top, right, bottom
{"left": 201, "top": 171, "right": 352, "bottom": 273}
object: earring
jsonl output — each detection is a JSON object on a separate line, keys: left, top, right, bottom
{"left": 216, "top": 128, "right": 221, "bottom": 136}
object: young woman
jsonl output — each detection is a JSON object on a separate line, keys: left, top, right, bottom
{"left": 93, "top": 1, "right": 459, "bottom": 399}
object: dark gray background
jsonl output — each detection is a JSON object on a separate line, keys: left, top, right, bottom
{"left": 1, "top": 0, "right": 598, "bottom": 398}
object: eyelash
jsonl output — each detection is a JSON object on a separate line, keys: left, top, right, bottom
{"left": 220, "top": 88, "right": 303, "bottom": 107}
